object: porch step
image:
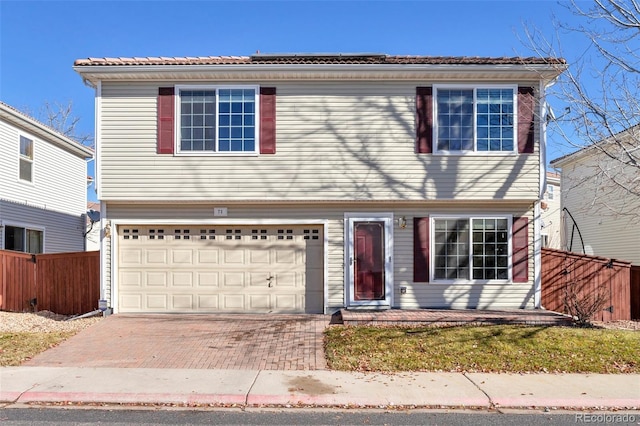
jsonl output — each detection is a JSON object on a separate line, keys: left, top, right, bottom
{"left": 337, "top": 308, "right": 574, "bottom": 327}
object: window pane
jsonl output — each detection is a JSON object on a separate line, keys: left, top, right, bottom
{"left": 477, "top": 88, "right": 514, "bottom": 152}
{"left": 26, "top": 229, "right": 43, "bottom": 254}
{"left": 471, "top": 218, "right": 509, "bottom": 281}
{"left": 19, "top": 159, "right": 32, "bottom": 182}
{"left": 437, "top": 89, "right": 473, "bottom": 152}
{"left": 180, "top": 90, "right": 216, "bottom": 151}
{"left": 20, "top": 136, "right": 33, "bottom": 159}
{"left": 433, "top": 219, "right": 470, "bottom": 280}
{"left": 5, "top": 226, "right": 25, "bottom": 252}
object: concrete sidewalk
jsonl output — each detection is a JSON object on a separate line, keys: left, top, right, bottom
{"left": 1, "top": 367, "right": 638, "bottom": 410}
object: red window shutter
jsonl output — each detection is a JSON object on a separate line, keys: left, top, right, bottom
{"left": 416, "top": 87, "right": 433, "bottom": 153}
{"left": 517, "top": 87, "right": 535, "bottom": 154}
{"left": 413, "top": 217, "right": 430, "bottom": 282}
{"left": 157, "top": 87, "right": 175, "bottom": 154}
{"left": 512, "top": 216, "right": 529, "bottom": 282}
{"left": 260, "top": 87, "right": 276, "bottom": 154}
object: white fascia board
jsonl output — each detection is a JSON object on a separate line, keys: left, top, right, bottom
{"left": 74, "top": 63, "right": 565, "bottom": 85}
{"left": 0, "top": 104, "right": 93, "bottom": 159}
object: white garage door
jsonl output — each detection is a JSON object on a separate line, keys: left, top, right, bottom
{"left": 117, "top": 225, "right": 323, "bottom": 313}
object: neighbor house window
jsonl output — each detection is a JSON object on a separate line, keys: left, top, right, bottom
{"left": 177, "top": 86, "right": 257, "bottom": 153}
{"left": 4, "top": 226, "right": 43, "bottom": 254}
{"left": 435, "top": 86, "right": 516, "bottom": 153}
{"left": 19, "top": 135, "right": 34, "bottom": 182}
{"left": 547, "top": 185, "right": 555, "bottom": 200}
{"left": 432, "top": 217, "right": 510, "bottom": 281}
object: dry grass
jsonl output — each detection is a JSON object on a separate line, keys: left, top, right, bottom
{"left": 0, "top": 310, "right": 102, "bottom": 366}
{"left": 325, "top": 325, "right": 640, "bottom": 374}
{"left": 0, "top": 332, "right": 78, "bottom": 366}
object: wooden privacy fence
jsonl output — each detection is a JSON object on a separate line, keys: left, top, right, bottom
{"left": 541, "top": 248, "right": 634, "bottom": 321}
{"left": 632, "top": 265, "right": 640, "bottom": 320}
{"left": 0, "top": 249, "right": 99, "bottom": 315}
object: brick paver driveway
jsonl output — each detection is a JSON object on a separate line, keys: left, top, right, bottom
{"left": 25, "top": 314, "right": 331, "bottom": 370}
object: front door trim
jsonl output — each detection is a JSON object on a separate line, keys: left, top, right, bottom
{"left": 344, "top": 212, "right": 394, "bottom": 308}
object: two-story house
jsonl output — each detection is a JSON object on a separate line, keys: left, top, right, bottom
{"left": 551, "top": 129, "right": 640, "bottom": 264}
{"left": 0, "top": 101, "right": 93, "bottom": 254}
{"left": 74, "top": 54, "right": 566, "bottom": 314}
{"left": 541, "top": 171, "right": 561, "bottom": 249}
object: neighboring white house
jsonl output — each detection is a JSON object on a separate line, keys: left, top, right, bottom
{"left": 540, "top": 171, "right": 561, "bottom": 249}
{"left": 86, "top": 201, "right": 101, "bottom": 251}
{"left": 550, "top": 130, "right": 640, "bottom": 264}
{"left": 74, "top": 53, "right": 566, "bottom": 314}
{"left": 0, "top": 101, "right": 93, "bottom": 253}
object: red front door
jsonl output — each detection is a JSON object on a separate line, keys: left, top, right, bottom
{"left": 354, "top": 221, "right": 385, "bottom": 300}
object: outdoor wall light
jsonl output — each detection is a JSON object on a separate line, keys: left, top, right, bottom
{"left": 398, "top": 216, "right": 407, "bottom": 229}
{"left": 103, "top": 224, "right": 111, "bottom": 238}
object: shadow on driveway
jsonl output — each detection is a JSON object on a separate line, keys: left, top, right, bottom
{"left": 25, "top": 314, "right": 332, "bottom": 370}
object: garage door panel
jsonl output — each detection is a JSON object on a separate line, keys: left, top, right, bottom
{"left": 172, "top": 250, "right": 193, "bottom": 265}
{"left": 222, "top": 272, "right": 245, "bottom": 287}
{"left": 172, "top": 272, "right": 193, "bottom": 287}
{"left": 172, "top": 295, "right": 193, "bottom": 309}
{"left": 120, "top": 249, "right": 142, "bottom": 266}
{"left": 147, "top": 272, "right": 167, "bottom": 287}
{"left": 118, "top": 225, "right": 324, "bottom": 313}
{"left": 198, "top": 295, "right": 218, "bottom": 309}
{"left": 146, "top": 294, "right": 168, "bottom": 309}
{"left": 121, "top": 271, "right": 142, "bottom": 287}
{"left": 146, "top": 250, "right": 167, "bottom": 264}
{"left": 198, "top": 250, "right": 219, "bottom": 264}
{"left": 197, "top": 272, "right": 219, "bottom": 287}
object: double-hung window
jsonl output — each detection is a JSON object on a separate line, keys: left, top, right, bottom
{"left": 434, "top": 85, "right": 516, "bottom": 153}
{"left": 177, "top": 86, "right": 258, "bottom": 154}
{"left": 432, "top": 216, "right": 511, "bottom": 282}
{"left": 19, "top": 135, "right": 34, "bottom": 182}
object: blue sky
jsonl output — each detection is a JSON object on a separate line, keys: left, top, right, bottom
{"left": 0, "top": 0, "right": 588, "bottom": 202}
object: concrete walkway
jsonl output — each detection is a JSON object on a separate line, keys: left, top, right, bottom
{"left": 1, "top": 367, "right": 639, "bottom": 410}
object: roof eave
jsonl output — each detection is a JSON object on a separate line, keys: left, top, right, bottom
{"left": 0, "top": 104, "right": 93, "bottom": 159}
{"left": 74, "top": 63, "right": 566, "bottom": 85}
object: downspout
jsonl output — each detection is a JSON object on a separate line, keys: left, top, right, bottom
{"left": 535, "top": 80, "right": 550, "bottom": 309}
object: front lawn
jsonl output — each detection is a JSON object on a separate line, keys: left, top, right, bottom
{"left": 324, "top": 325, "right": 639, "bottom": 373}
{"left": 0, "top": 332, "right": 76, "bottom": 366}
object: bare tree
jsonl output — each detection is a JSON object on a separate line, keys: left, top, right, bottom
{"left": 525, "top": 0, "right": 640, "bottom": 220}
{"left": 21, "top": 100, "right": 93, "bottom": 148}
{"left": 39, "top": 100, "right": 94, "bottom": 148}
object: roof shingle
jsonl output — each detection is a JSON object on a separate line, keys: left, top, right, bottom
{"left": 74, "top": 54, "right": 566, "bottom": 67}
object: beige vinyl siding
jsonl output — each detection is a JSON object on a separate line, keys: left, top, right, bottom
{"left": 99, "top": 81, "right": 541, "bottom": 202}
{"left": 103, "top": 202, "right": 536, "bottom": 311}
{"left": 561, "top": 157, "right": 640, "bottom": 264}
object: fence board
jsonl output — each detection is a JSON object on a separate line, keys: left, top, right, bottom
{"left": 0, "top": 249, "right": 99, "bottom": 315}
{"left": 0, "top": 250, "right": 36, "bottom": 312}
{"left": 631, "top": 265, "right": 640, "bottom": 320}
{"left": 541, "top": 248, "right": 631, "bottom": 321}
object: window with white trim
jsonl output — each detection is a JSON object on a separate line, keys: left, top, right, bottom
{"left": 177, "top": 86, "right": 257, "bottom": 153}
{"left": 435, "top": 86, "right": 516, "bottom": 153}
{"left": 432, "top": 216, "right": 510, "bottom": 282}
{"left": 546, "top": 184, "right": 555, "bottom": 200}
{"left": 4, "top": 225, "right": 43, "bottom": 254}
{"left": 19, "top": 135, "right": 34, "bottom": 182}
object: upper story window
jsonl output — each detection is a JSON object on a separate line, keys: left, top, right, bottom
{"left": 547, "top": 184, "right": 555, "bottom": 200}
{"left": 177, "top": 86, "right": 257, "bottom": 154}
{"left": 434, "top": 85, "right": 516, "bottom": 154}
{"left": 19, "top": 135, "right": 34, "bottom": 182}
